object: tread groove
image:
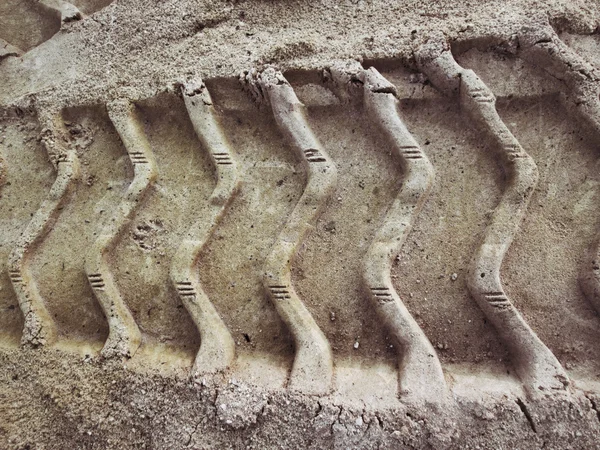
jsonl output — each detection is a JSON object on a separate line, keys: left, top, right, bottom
{"left": 9, "top": 112, "right": 80, "bottom": 347}
{"left": 518, "top": 28, "right": 600, "bottom": 321}
{"left": 169, "top": 79, "right": 240, "bottom": 377}
{"left": 84, "top": 100, "right": 157, "bottom": 358}
{"left": 416, "top": 38, "right": 569, "bottom": 396}
{"left": 242, "top": 68, "right": 337, "bottom": 395}
{"left": 330, "top": 64, "right": 448, "bottom": 403}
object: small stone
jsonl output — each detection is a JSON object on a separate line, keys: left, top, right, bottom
{"left": 451, "top": 273, "right": 458, "bottom": 281}
{"left": 355, "top": 416, "right": 364, "bottom": 426}
{"left": 353, "top": 341, "right": 359, "bottom": 349}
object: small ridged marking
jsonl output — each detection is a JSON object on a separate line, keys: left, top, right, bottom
{"left": 399, "top": 145, "right": 423, "bottom": 159}
{"left": 214, "top": 153, "right": 234, "bottom": 165}
{"left": 9, "top": 271, "right": 23, "bottom": 283}
{"left": 88, "top": 272, "right": 106, "bottom": 290}
{"left": 304, "top": 148, "right": 327, "bottom": 163}
{"left": 130, "top": 151, "right": 149, "bottom": 164}
{"left": 270, "top": 286, "right": 291, "bottom": 300}
{"left": 371, "top": 287, "right": 394, "bottom": 304}
{"left": 505, "top": 143, "right": 526, "bottom": 159}
{"left": 484, "top": 292, "right": 510, "bottom": 304}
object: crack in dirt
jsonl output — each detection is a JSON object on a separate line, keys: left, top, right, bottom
{"left": 516, "top": 397, "right": 537, "bottom": 433}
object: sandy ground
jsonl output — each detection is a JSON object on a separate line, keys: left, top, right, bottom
{"left": 1, "top": 0, "right": 600, "bottom": 448}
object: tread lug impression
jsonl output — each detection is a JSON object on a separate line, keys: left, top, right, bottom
{"left": 241, "top": 67, "right": 337, "bottom": 395}
{"left": 4, "top": 7, "right": 600, "bottom": 447}
{"left": 416, "top": 37, "right": 569, "bottom": 396}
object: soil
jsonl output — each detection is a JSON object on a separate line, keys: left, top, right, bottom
{"left": 1, "top": 0, "right": 600, "bottom": 448}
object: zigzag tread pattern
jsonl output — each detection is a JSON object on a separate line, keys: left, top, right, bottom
{"left": 515, "top": 28, "right": 600, "bottom": 320}
{"left": 241, "top": 68, "right": 337, "bottom": 395}
{"left": 416, "top": 39, "right": 569, "bottom": 396}
{"left": 2, "top": 35, "right": 600, "bottom": 405}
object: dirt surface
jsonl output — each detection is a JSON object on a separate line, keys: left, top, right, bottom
{"left": 2, "top": 0, "right": 600, "bottom": 449}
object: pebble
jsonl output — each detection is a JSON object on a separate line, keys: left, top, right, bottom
{"left": 353, "top": 341, "right": 359, "bottom": 349}
{"left": 451, "top": 273, "right": 458, "bottom": 281}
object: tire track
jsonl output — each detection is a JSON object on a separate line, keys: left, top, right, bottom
{"left": 455, "top": 43, "right": 600, "bottom": 379}
{"left": 416, "top": 38, "right": 569, "bottom": 395}
{"left": 9, "top": 111, "right": 80, "bottom": 347}
{"left": 379, "top": 69, "right": 509, "bottom": 369}
{"left": 497, "top": 94, "right": 600, "bottom": 378}
{"left": 112, "top": 92, "right": 218, "bottom": 370}
{"left": 29, "top": 106, "right": 130, "bottom": 347}
{"left": 197, "top": 77, "right": 299, "bottom": 382}
{"left": 285, "top": 70, "right": 399, "bottom": 366}
{"left": 170, "top": 79, "right": 240, "bottom": 376}
{"left": 85, "top": 100, "right": 157, "bottom": 358}
{"left": 517, "top": 27, "right": 600, "bottom": 318}
{"left": 242, "top": 68, "right": 337, "bottom": 394}
{"left": 327, "top": 64, "right": 447, "bottom": 403}
{"left": 0, "top": 115, "right": 54, "bottom": 345}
